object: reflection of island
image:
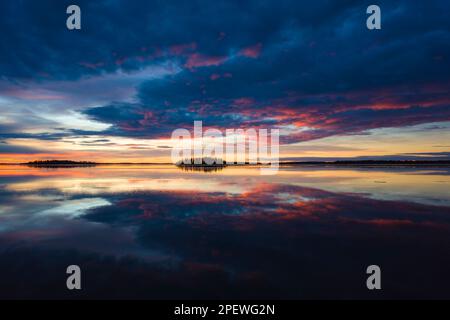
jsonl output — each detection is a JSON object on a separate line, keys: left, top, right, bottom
{"left": 25, "top": 160, "right": 97, "bottom": 168}
{"left": 178, "top": 166, "right": 225, "bottom": 173}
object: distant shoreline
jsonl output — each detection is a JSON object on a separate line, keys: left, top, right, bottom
{"left": 280, "top": 160, "right": 450, "bottom": 167}
{"left": 0, "top": 160, "right": 449, "bottom": 168}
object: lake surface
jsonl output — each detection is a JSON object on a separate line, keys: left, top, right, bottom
{"left": 0, "top": 165, "right": 449, "bottom": 299}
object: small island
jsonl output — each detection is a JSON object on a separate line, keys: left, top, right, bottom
{"left": 24, "top": 160, "right": 97, "bottom": 168}
{"left": 176, "top": 157, "right": 227, "bottom": 172}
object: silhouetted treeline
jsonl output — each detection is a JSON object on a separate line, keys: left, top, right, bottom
{"left": 176, "top": 157, "right": 227, "bottom": 167}
{"left": 283, "top": 160, "right": 450, "bottom": 166}
{"left": 25, "top": 160, "right": 97, "bottom": 168}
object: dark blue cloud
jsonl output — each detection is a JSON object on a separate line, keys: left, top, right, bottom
{"left": 0, "top": 0, "right": 449, "bottom": 142}
{"left": 0, "top": 142, "right": 42, "bottom": 154}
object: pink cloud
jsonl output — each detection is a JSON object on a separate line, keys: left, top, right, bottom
{"left": 238, "top": 43, "right": 262, "bottom": 58}
{"left": 185, "top": 53, "right": 228, "bottom": 69}
{"left": 138, "top": 111, "right": 157, "bottom": 126}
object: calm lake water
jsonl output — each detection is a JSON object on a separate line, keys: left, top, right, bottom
{"left": 0, "top": 165, "right": 449, "bottom": 299}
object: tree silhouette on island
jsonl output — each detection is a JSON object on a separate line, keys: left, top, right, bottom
{"left": 175, "top": 157, "right": 227, "bottom": 167}
{"left": 25, "top": 160, "right": 97, "bottom": 168}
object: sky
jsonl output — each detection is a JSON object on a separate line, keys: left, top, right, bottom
{"left": 0, "top": 0, "right": 449, "bottom": 163}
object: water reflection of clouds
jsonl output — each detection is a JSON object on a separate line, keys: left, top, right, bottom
{"left": 2, "top": 165, "right": 449, "bottom": 206}
{"left": 68, "top": 184, "right": 450, "bottom": 298}
{"left": 38, "top": 198, "right": 111, "bottom": 218}
{"left": 1, "top": 166, "right": 450, "bottom": 298}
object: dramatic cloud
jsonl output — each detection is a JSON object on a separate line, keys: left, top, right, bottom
{"left": 0, "top": 0, "right": 449, "bottom": 160}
